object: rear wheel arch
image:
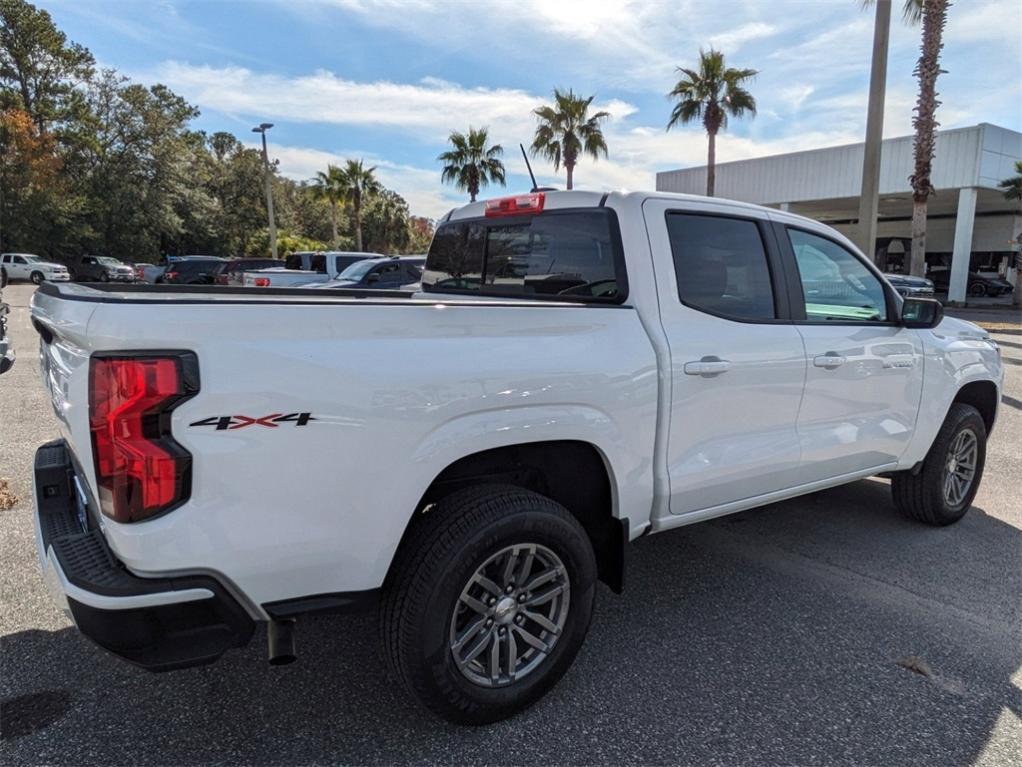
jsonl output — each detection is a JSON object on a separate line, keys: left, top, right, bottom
{"left": 391, "top": 440, "right": 626, "bottom": 594}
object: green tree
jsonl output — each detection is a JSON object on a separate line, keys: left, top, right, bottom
{"left": 0, "top": 0, "right": 93, "bottom": 132}
{"left": 666, "top": 48, "right": 757, "bottom": 197}
{"left": 530, "top": 88, "right": 609, "bottom": 190}
{"left": 338, "top": 158, "right": 380, "bottom": 252}
{"left": 362, "top": 189, "right": 411, "bottom": 253}
{"left": 438, "top": 127, "right": 506, "bottom": 202}
{"left": 311, "top": 164, "right": 347, "bottom": 248}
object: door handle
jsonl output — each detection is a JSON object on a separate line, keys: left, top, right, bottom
{"left": 813, "top": 353, "right": 847, "bottom": 369}
{"left": 684, "top": 357, "right": 731, "bottom": 376}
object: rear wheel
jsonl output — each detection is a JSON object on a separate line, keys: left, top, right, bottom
{"left": 1, "top": 269, "right": 7, "bottom": 288}
{"left": 381, "top": 485, "right": 597, "bottom": 725}
{"left": 891, "top": 403, "right": 986, "bottom": 525}
{"left": 30, "top": 271, "right": 44, "bottom": 285}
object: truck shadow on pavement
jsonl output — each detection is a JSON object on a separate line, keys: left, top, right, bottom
{"left": 3, "top": 479, "right": 1020, "bottom": 765}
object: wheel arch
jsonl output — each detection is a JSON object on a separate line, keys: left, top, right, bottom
{"left": 392, "top": 439, "right": 627, "bottom": 594}
{"left": 952, "top": 379, "right": 998, "bottom": 435}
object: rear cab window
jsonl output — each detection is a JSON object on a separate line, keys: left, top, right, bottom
{"left": 422, "top": 208, "right": 627, "bottom": 303}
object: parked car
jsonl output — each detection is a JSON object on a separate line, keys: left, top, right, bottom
{"left": 929, "top": 267, "right": 1015, "bottom": 297}
{"left": 158, "top": 256, "right": 226, "bottom": 285}
{"left": 0, "top": 253, "right": 70, "bottom": 285}
{"left": 136, "top": 256, "right": 219, "bottom": 284}
{"left": 883, "top": 272, "right": 935, "bottom": 298}
{"left": 30, "top": 190, "right": 1003, "bottom": 725}
{"left": 215, "top": 258, "right": 282, "bottom": 286}
{"left": 243, "top": 251, "right": 386, "bottom": 287}
{"left": 306, "top": 256, "right": 423, "bottom": 290}
{"left": 68, "top": 255, "right": 136, "bottom": 283}
{"left": 0, "top": 291, "right": 12, "bottom": 374}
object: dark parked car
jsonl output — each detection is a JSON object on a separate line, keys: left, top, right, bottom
{"left": 929, "top": 267, "right": 1014, "bottom": 297}
{"left": 884, "top": 273, "right": 935, "bottom": 298}
{"left": 69, "top": 255, "right": 136, "bottom": 283}
{"left": 158, "top": 257, "right": 226, "bottom": 285}
{"left": 310, "top": 256, "right": 424, "bottom": 290}
{"left": 215, "top": 258, "right": 282, "bottom": 285}
{"left": 0, "top": 291, "right": 13, "bottom": 374}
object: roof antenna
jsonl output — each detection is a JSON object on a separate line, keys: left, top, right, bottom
{"left": 520, "top": 143, "right": 539, "bottom": 192}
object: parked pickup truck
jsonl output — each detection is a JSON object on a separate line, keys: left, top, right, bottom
{"left": 242, "top": 251, "right": 385, "bottom": 287}
{"left": 30, "top": 190, "right": 1003, "bottom": 725}
{"left": 68, "top": 255, "right": 136, "bottom": 283}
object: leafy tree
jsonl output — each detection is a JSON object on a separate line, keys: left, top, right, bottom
{"left": 337, "top": 158, "right": 380, "bottom": 252}
{"left": 0, "top": 0, "right": 93, "bottom": 132}
{"left": 362, "top": 189, "right": 411, "bottom": 253}
{"left": 407, "top": 216, "right": 434, "bottom": 254}
{"left": 438, "top": 127, "right": 505, "bottom": 202}
{"left": 666, "top": 48, "right": 757, "bottom": 197}
{"left": 311, "top": 164, "right": 347, "bottom": 248}
{"left": 531, "top": 88, "right": 608, "bottom": 190}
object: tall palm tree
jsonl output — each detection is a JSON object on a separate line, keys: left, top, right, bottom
{"left": 311, "top": 164, "right": 346, "bottom": 249}
{"left": 905, "top": 0, "right": 949, "bottom": 277}
{"left": 338, "top": 158, "right": 380, "bottom": 252}
{"left": 666, "top": 49, "right": 757, "bottom": 197}
{"left": 438, "top": 127, "right": 506, "bottom": 202}
{"left": 530, "top": 88, "right": 609, "bottom": 190}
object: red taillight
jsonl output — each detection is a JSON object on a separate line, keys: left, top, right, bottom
{"left": 164, "top": 271, "right": 178, "bottom": 281}
{"left": 89, "top": 354, "right": 198, "bottom": 523}
{"left": 253, "top": 277, "right": 270, "bottom": 287}
{"left": 484, "top": 192, "right": 545, "bottom": 217}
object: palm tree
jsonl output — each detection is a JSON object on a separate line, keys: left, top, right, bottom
{"left": 905, "top": 0, "right": 949, "bottom": 277}
{"left": 530, "top": 88, "right": 609, "bottom": 190}
{"left": 311, "top": 164, "right": 346, "bottom": 249}
{"left": 666, "top": 49, "right": 757, "bottom": 197}
{"left": 438, "top": 127, "right": 506, "bottom": 202}
{"left": 338, "top": 159, "right": 380, "bottom": 252}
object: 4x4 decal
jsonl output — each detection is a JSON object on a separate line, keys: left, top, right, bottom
{"left": 189, "top": 412, "right": 316, "bottom": 430}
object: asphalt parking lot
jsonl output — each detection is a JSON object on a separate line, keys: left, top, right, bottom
{"left": 1, "top": 282, "right": 1019, "bottom": 766}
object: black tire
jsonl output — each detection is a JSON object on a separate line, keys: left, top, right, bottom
{"left": 99, "top": 271, "right": 110, "bottom": 282}
{"left": 891, "top": 403, "right": 987, "bottom": 526}
{"left": 30, "top": 270, "right": 44, "bottom": 285}
{"left": 381, "top": 484, "right": 597, "bottom": 725}
{"left": 968, "top": 282, "right": 987, "bottom": 297}
{"left": 0, "top": 269, "right": 6, "bottom": 288}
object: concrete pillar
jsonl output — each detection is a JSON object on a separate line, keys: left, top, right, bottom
{"left": 947, "top": 188, "right": 977, "bottom": 305}
{"left": 779, "top": 202, "right": 791, "bottom": 212}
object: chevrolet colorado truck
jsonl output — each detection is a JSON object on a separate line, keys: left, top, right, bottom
{"left": 30, "top": 190, "right": 1003, "bottom": 724}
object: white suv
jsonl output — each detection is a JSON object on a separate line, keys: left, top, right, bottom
{"left": 1, "top": 253, "right": 71, "bottom": 285}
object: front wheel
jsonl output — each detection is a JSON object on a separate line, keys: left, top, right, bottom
{"left": 381, "top": 485, "right": 597, "bottom": 725}
{"left": 891, "top": 403, "right": 987, "bottom": 525}
{"left": 1, "top": 269, "right": 7, "bottom": 288}
{"left": 968, "top": 282, "right": 987, "bottom": 297}
{"left": 30, "top": 271, "right": 44, "bottom": 285}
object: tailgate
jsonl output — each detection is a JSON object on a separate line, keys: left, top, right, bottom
{"left": 31, "top": 285, "right": 100, "bottom": 497}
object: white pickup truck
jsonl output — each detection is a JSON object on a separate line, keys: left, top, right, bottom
{"left": 30, "top": 190, "right": 1003, "bottom": 724}
{"left": 242, "top": 250, "right": 385, "bottom": 287}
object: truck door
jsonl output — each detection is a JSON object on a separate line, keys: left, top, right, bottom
{"left": 777, "top": 224, "right": 923, "bottom": 480}
{"left": 642, "top": 200, "right": 807, "bottom": 515}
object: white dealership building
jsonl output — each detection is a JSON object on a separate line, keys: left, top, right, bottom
{"left": 656, "top": 123, "right": 1021, "bottom": 304}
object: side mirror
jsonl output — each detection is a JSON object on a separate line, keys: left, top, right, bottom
{"left": 900, "top": 297, "right": 943, "bottom": 329}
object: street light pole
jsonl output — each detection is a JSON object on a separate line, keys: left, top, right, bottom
{"left": 252, "top": 123, "right": 278, "bottom": 260}
{"left": 856, "top": 0, "right": 891, "bottom": 264}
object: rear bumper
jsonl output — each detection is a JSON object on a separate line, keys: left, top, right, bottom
{"left": 33, "top": 440, "right": 255, "bottom": 671}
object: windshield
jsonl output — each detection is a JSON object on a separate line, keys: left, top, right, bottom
{"left": 97, "top": 257, "right": 122, "bottom": 266}
{"left": 338, "top": 259, "right": 378, "bottom": 280}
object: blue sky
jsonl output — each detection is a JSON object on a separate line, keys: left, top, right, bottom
{"left": 45, "top": 0, "right": 1022, "bottom": 218}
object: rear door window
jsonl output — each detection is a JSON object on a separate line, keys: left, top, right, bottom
{"left": 665, "top": 213, "right": 777, "bottom": 321}
{"left": 423, "top": 210, "right": 625, "bottom": 302}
